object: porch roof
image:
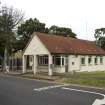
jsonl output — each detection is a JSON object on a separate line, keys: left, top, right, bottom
{"left": 35, "top": 32, "right": 105, "bottom": 55}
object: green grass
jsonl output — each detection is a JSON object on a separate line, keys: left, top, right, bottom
{"left": 64, "top": 71, "right": 105, "bottom": 88}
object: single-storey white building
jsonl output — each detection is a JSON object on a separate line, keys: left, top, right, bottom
{"left": 23, "top": 32, "right": 105, "bottom": 76}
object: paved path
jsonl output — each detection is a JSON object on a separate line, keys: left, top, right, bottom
{"left": 0, "top": 75, "right": 105, "bottom": 105}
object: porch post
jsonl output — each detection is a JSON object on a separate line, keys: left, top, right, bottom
{"left": 97, "top": 56, "right": 100, "bottom": 65}
{"left": 92, "top": 56, "right": 95, "bottom": 65}
{"left": 85, "top": 56, "right": 88, "bottom": 66}
{"left": 48, "top": 54, "right": 53, "bottom": 76}
{"left": 23, "top": 55, "right": 26, "bottom": 73}
{"left": 33, "top": 55, "right": 37, "bottom": 75}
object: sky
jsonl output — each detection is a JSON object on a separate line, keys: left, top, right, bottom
{"left": 1, "top": 0, "right": 105, "bottom": 40}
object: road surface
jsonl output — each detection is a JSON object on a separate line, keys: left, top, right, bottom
{"left": 0, "top": 75, "right": 105, "bottom": 105}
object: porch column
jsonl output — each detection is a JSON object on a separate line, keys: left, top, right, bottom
{"left": 48, "top": 54, "right": 53, "bottom": 76}
{"left": 23, "top": 55, "right": 26, "bottom": 73}
{"left": 33, "top": 55, "right": 37, "bottom": 75}
{"left": 97, "top": 56, "right": 100, "bottom": 65}
{"left": 85, "top": 56, "right": 88, "bottom": 66}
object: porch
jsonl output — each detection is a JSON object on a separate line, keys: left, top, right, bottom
{"left": 23, "top": 54, "right": 68, "bottom": 76}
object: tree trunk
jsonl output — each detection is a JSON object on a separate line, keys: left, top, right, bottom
{"left": 4, "top": 46, "right": 9, "bottom": 72}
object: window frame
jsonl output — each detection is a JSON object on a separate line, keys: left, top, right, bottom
{"left": 94, "top": 56, "right": 98, "bottom": 65}
{"left": 38, "top": 56, "right": 48, "bottom": 66}
{"left": 53, "top": 56, "right": 65, "bottom": 66}
{"left": 100, "top": 56, "right": 103, "bottom": 64}
{"left": 81, "top": 57, "right": 85, "bottom": 65}
{"left": 88, "top": 56, "right": 92, "bottom": 65}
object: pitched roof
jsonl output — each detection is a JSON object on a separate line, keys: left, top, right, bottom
{"left": 35, "top": 32, "right": 105, "bottom": 55}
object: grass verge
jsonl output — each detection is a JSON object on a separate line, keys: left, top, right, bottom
{"left": 63, "top": 71, "right": 105, "bottom": 88}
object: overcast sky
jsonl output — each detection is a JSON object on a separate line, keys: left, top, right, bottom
{"left": 1, "top": 0, "right": 105, "bottom": 40}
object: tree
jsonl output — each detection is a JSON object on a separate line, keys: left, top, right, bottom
{"left": 17, "top": 19, "right": 77, "bottom": 51}
{"left": 94, "top": 28, "right": 105, "bottom": 50}
{"left": 0, "top": 5, "right": 24, "bottom": 71}
{"left": 49, "top": 25, "right": 77, "bottom": 38}
{"left": 17, "top": 18, "right": 48, "bottom": 50}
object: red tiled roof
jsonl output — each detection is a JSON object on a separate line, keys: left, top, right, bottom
{"left": 35, "top": 32, "right": 105, "bottom": 55}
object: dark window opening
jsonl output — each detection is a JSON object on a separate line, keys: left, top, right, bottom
{"left": 95, "top": 57, "right": 98, "bottom": 64}
{"left": 88, "top": 56, "right": 92, "bottom": 64}
{"left": 38, "top": 56, "right": 48, "bottom": 66}
{"left": 100, "top": 57, "right": 103, "bottom": 64}
{"left": 81, "top": 57, "right": 85, "bottom": 65}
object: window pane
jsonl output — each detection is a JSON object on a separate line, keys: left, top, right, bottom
{"left": 53, "top": 56, "right": 65, "bottom": 66}
{"left": 62, "top": 58, "right": 64, "bottom": 65}
{"left": 38, "top": 56, "right": 48, "bottom": 65}
{"left": 45, "top": 57, "right": 48, "bottom": 64}
{"left": 95, "top": 57, "right": 97, "bottom": 64}
{"left": 88, "top": 57, "right": 92, "bottom": 64}
{"left": 81, "top": 58, "right": 85, "bottom": 65}
{"left": 55, "top": 57, "right": 60, "bottom": 65}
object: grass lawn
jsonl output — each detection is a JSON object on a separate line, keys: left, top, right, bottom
{"left": 63, "top": 71, "right": 105, "bottom": 88}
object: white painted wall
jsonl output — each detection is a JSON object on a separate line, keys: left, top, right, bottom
{"left": 53, "top": 66, "right": 65, "bottom": 73}
{"left": 37, "top": 66, "right": 48, "bottom": 72}
{"left": 37, "top": 55, "right": 105, "bottom": 73}
{"left": 80, "top": 56, "right": 105, "bottom": 72}
{"left": 23, "top": 34, "right": 105, "bottom": 74}
{"left": 23, "top": 34, "right": 51, "bottom": 74}
{"left": 24, "top": 35, "right": 50, "bottom": 55}
{"left": 37, "top": 66, "right": 65, "bottom": 73}
{"left": 68, "top": 55, "right": 105, "bottom": 72}
{"left": 68, "top": 55, "right": 80, "bottom": 72}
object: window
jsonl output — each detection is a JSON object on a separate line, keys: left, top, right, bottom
{"left": 72, "top": 62, "right": 75, "bottom": 65}
{"left": 62, "top": 58, "right": 64, "bottom": 65}
{"left": 55, "top": 56, "right": 61, "bottom": 66}
{"left": 88, "top": 56, "right": 92, "bottom": 64}
{"left": 53, "top": 56, "right": 65, "bottom": 66}
{"left": 100, "top": 56, "right": 103, "bottom": 64}
{"left": 94, "top": 57, "right": 98, "bottom": 64}
{"left": 81, "top": 57, "right": 85, "bottom": 65}
{"left": 38, "top": 56, "right": 48, "bottom": 66}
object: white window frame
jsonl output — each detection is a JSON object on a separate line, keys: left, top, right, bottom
{"left": 38, "top": 56, "right": 48, "bottom": 66}
{"left": 53, "top": 56, "right": 65, "bottom": 66}
{"left": 100, "top": 56, "right": 103, "bottom": 64}
{"left": 88, "top": 56, "right": 92, "bottom": 65}
{"left": 81, "top": 57, "right": 85, "bottom": 65}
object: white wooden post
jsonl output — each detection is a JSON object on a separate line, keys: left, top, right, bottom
{"left": 23, "top": 55, "right": 26, "bottom": 73}
{"left": 103, "top": 56, "right": 105, "bottom": 65}
{"left": 64, "top": 56, "right": 66, "bottom": 66}
{"left": 97, "top": 56, "right": 100, "bottom": 65}
{"left": 48, "top": 55, "right": 53, "bottom": 76}
{"left": 85, "top": 56, "right": 88, "bottom": 66}
{"left": 92, "top": 56, "right": 95, "bottom": 65}
{"left": 33, "top": 55, "right": 37, "bottom": 75}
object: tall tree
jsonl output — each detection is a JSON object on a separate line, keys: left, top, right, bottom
{"left": 17, "top": 18, "right": 48, "bottom": 50}
{"left": 49, "top": 25, "right": 77, "bottom": 38}
{"left": 17, "top": 19, "right": 77, "bottom": 50}
{"left": 0, "top": 5, "right": 24, "bottom": 71}
{"left": 94, "top": 28, "right": 105, "bottom": 50}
